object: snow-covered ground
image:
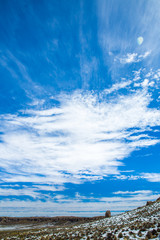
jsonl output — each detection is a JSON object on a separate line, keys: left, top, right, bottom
{"left": 0, "top": 198, "right": 160, "bottom": 239}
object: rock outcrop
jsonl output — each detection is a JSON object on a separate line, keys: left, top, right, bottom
{"left": 146, "top": 201, "right": 153, "bottom": 206}
{"left": 105, "top": 210, "right": 111, "bottom": 218}
{"left": 156, "top": 197, "right": 160, "bottom": 202}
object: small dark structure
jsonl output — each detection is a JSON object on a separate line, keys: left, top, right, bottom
{"left": 146, "top": 201, "right": 152, "bottom": 206}
{"left": 105, "top": 210, "right": 111, "bottom": 218}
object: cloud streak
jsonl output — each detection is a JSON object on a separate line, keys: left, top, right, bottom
{"left": 117, "top": 51, "right": 151, "bottom": 64}
{"left": 0, "top": 81, "right": 160, "bottom": 189}
{"left": 0, "top": 189, "right": 158, "bottom": 217}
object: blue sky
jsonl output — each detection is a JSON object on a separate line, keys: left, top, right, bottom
{"left": 0, "top": 0, "right": 160, "bottom": 217}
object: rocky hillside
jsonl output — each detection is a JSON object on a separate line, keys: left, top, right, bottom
{"left": 0, "top": 197, "right": 160, "bottom": 239}
{"left": 47, "top": 197, "right": 160, "bottom": 239}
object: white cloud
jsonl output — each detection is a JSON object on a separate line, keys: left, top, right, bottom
{"left": 133, "top": 68, "right": 160, "bottom": 89}
{"left": 114, "top": 173, "right": 160, "bottom": 182}
{"left": 141, "top": 173, "right": 160, "bottom": 182}
{"left": 0, "top": 85, "right": 160, "bottom": 188}
{"left": 141, "top": 79, "right": 149, "bottom": 88}
{"left": 140, "top": 79, "right": 155, "bottom": 88}
{"left": 104, "top": 80, "right": 132, "bottom": 94}
{"left": 0, "top": 184, "right": 65, "bottom": 199}
{"left": 0, "top": 187, "right": 38, "bottom": 198}
{"left": 118, "top": 51, "right": 151, "bottom": 64}
{"left": 0, "top": 189, "right": 158, "bottom": 217}
{"left": 114, "top": 174, "right": 144, "bottom": 181}
{"left": 113, "top": 190, "right": 152, "bottom": 195}
{"left": 133, "top": 69, "right": 142, "bottom": 81}
{"left": 120, "top": 53, "right": 138, "bottom": 64}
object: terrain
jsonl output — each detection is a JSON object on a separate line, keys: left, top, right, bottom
{"left": 0, "top": 197, "right": 160, "bottom": 239}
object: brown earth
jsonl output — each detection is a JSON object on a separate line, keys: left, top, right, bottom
{"left": 0, "top": 215, "right": 105, "bottom": 226}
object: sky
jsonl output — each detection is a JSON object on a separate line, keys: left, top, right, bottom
{"left": 0, "top": 0, "right": 160, "bottom": 217}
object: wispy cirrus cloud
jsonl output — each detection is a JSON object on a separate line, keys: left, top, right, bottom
{"left": 0, "top": 184, "right": 65, "bottom": 199}
{"left": 0, "top": 77, "right": 160, "bottom": 189}
{"left": 114, "top": 173, "right": 160, "bottom": 182}
{"left": 97, "top": 0, "right": 160, "bottom": 61}
{"left": 0, "top": 50, "right": 45, "bottom": 101}
{"left": 104, "top": 80, "right": 132, "bottom": 94}
{"left": 117, "top": 51, "right": 151, "bottom": 64}
{"left": 113, "top": 190, "right": 153, "bottom": 195}
{"left": 0, "top": 189, "right": 158, "bottom": 217}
